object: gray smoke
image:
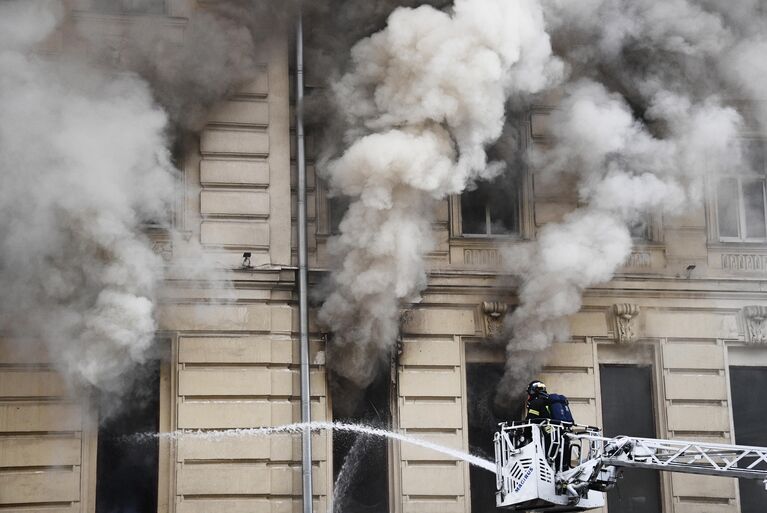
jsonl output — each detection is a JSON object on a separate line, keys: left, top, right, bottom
{"left": 0, "top": 0, "right": 290, "bottom": 399}
{"left": 497, "top": 81, "right": 744, "bottom": 405}
{"left": 318, "top": 0, "right": 563, "bottom": 386}
{"left": 0, "top": 0, "right": 449, "bottom": 403}
{"left": 75, "top": 2, "right": 273, "bottom": 132}
{"left": 0, "top": 0, "right": 176, "bottom": 395}
{"left": 4, "top": 0, "right": 766, "bottom": 413}
{"left": 312, "top": 0, "right": 766, "bottom": 403}
{"left": 495, "top": 0, "right": 761, "bottom": 406}
{"left": 0, "top": 0, "right": 449, "bottom": 401}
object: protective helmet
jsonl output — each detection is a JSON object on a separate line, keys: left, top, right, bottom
{"left": 527, "top": 380, "right": 547, "bottom": 395}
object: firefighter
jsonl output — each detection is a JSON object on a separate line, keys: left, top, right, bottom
{"left": 525, "top": 380, "right": 551, "bottom": 422}
{"left": 524, "top": 380, "right": 559, "bottom": 462}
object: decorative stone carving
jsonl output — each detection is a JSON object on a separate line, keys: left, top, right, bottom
{"left": 743, "top": 306, "right": 767, "bottom": 344}
{"left": 464, "top": 248, "right": 501, "bottom": 267}
{"left": 151, "top": 239, "right": 173, "bottom": 262}
{"left": 612, "top": 304, "right": 640, "bottom": 343}
{"left": 721, "top": 254, "right": 767, "bottom": 272}
{"left": 482, "top": 301, "right": 509, "bottom": 338}
{"left": 624, "top": 251, "right": 652, "bottom": 268}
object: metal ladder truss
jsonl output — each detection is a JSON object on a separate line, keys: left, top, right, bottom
{"left": 495, "top": 422, "right": 767, "bottom": 512}
{"left": 585, "top": 433, "right": 767, "bottom": 481}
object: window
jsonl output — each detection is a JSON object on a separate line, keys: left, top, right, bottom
{"left": 328, "top": 195, "right": 350, "bottom": 236}
{"left": 465, "top": 362, "right": 518, "bottom": 513}
{"left": 96, "top": 359, "right": 161, "bottom": 513}
{"left": 460, "top": 167, "right": 522, "bottom": 237}
{"left": 715, "top": 141, "right": 767, "bottom": 242}
{"left": 628, "top": 215, "right": 652, "bottom": 241}
{"left": 599, "top": 365, "right": 662, "bottom": 513}
{"left": 331, "top": 371, "right": 391, "bottom": 513}
{"left": 729, "top": 366, "right": 767, "bottom": 513}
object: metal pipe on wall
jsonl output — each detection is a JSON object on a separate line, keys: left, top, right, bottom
{"left": 295, "top": 12, "right": 314, "bottom": 513}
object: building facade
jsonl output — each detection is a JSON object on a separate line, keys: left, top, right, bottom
{"left": 2, "top": 2, "right": 767, "bottom": 513}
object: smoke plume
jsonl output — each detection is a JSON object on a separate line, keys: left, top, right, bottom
{"left": 0, "top": 0, "right": 176, "bottom": 394}
{"left": 318, "top": 0, "right": 563, "bottom": 386}
{"left": 0, "top": 0, "right": 448, "bottom": 403}
{"left": 496, "top": 0, "right": 759, "bottom": 405}
{"left": 315, "top": 0, "right": 766, "bottom": 404}
{"left": 0, "top": 0, "right": 289, "bottom": 398}
{"left": 0, "top": 0, "right": 443, "bottom": 400}
{"left": 4, "top": 0, "right": 766, "bottom": 413}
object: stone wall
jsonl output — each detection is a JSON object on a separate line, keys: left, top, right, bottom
{"left": 0, "top": 338, "right": 91, "bottom": 512}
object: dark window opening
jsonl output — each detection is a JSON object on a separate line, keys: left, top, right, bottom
{"left": 466, "top": 363, "right": 523, "bottom": 513}
{"left": 96, "top": 360, "right": 160, "bottom": 513}
{"left": 628, "top": 215, "right": 651, "bottom": 241}
{"left": 730, "top": 366, "right": 767, "bottom": 513}
{"left": 329, "top": 195, "right": 351, "bottom": 235}
{"left": 331, "top": 371, "right": 390, "bottom": 513}
{"left": 461, "top": 168, "right": 521, "bottom": 237}
{"left": 599, "top": 364, "right": 661, "bottom": 513}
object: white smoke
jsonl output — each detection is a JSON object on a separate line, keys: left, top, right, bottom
{"left": 3, "top": 0, "right": 765, "bottom": 412}
{"left": 495, "top": 0, "right": 756, "bottom": 403}
{"left": 315, "top": 0, "right": 764, "bottom": 402}
{"left": 319, "top": 0, "right": 563, "bottom": 386}
{"left": 0, "top": 0, "right": 176, "bottom": 395}
{"left": 497, "top": 80, "right": 744, "bottom": 402}
{"left": 0, "top": 0, "right": 446, "bottom": 401}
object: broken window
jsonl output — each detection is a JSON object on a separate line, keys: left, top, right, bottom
{"left": 95, "top": 359, "right": 161, "bottom": 513}
{"left": 331, "top": 371, "right": 391, "bottom": 513}
{"left": 599, "top": 364, "right": 662, "bottom": 513}
{"left": 460, "top": 167, "right": 522, "bottom": 237}
{"left": 466, "top": 362, "right": 522, "bottom": 513}
{"left": 729, "top": 366, "right": 767, "bottom": 513}
{"left": 716, "top": 141, "right": 767, "bottom": 242}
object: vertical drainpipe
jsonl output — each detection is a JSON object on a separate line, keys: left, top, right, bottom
{"left": 296, "top": 11, "right": 314, "bottom": 513}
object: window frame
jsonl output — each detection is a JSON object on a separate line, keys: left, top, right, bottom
{"left": 708, "top": 137, "right": 767, "bottom": 245}
{"left": 328, "top": 358, "right": 397, "bottom": 513}
{"left": 715, "top": 176, "right": 767, "bottom": 243}
{"left": 455, "top": 174, "right": 526, "bottom": 239}
{"left": 83, "top": 337, "right": 174, "bottom": 513}
{"left": 595, "top": 341, "right": 672, "bottom": 513}
{"left": 725, "top": 344, "right": 767, "bottom": 513}
{"left": 450, "top": 121, "right": 535, "bottom": 241}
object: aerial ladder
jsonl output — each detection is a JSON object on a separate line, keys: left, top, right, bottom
{"left": 494, "top": 421, "right": 767, "bottom": 511}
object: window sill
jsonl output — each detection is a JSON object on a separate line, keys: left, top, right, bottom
{"left": 451, "top": 234, "right": 525, "bottom": 242}
{"left": 708, "top": 240, "right": 767, "bottom": 249}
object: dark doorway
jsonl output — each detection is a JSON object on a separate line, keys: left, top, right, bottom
{"left": 599, "top": 364, "right": 662, "bottom": 513}
{"left": 466, "top": 363, "right": 523, "bottom": 513}
{"left": 95, "top": 360, "right": 160, "bottom": 513}
{"left": 331, "top": 371, "right": 390, "bottom": 513}
{"left": 730, "top": 366, "right": 767, "bottom": 513}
